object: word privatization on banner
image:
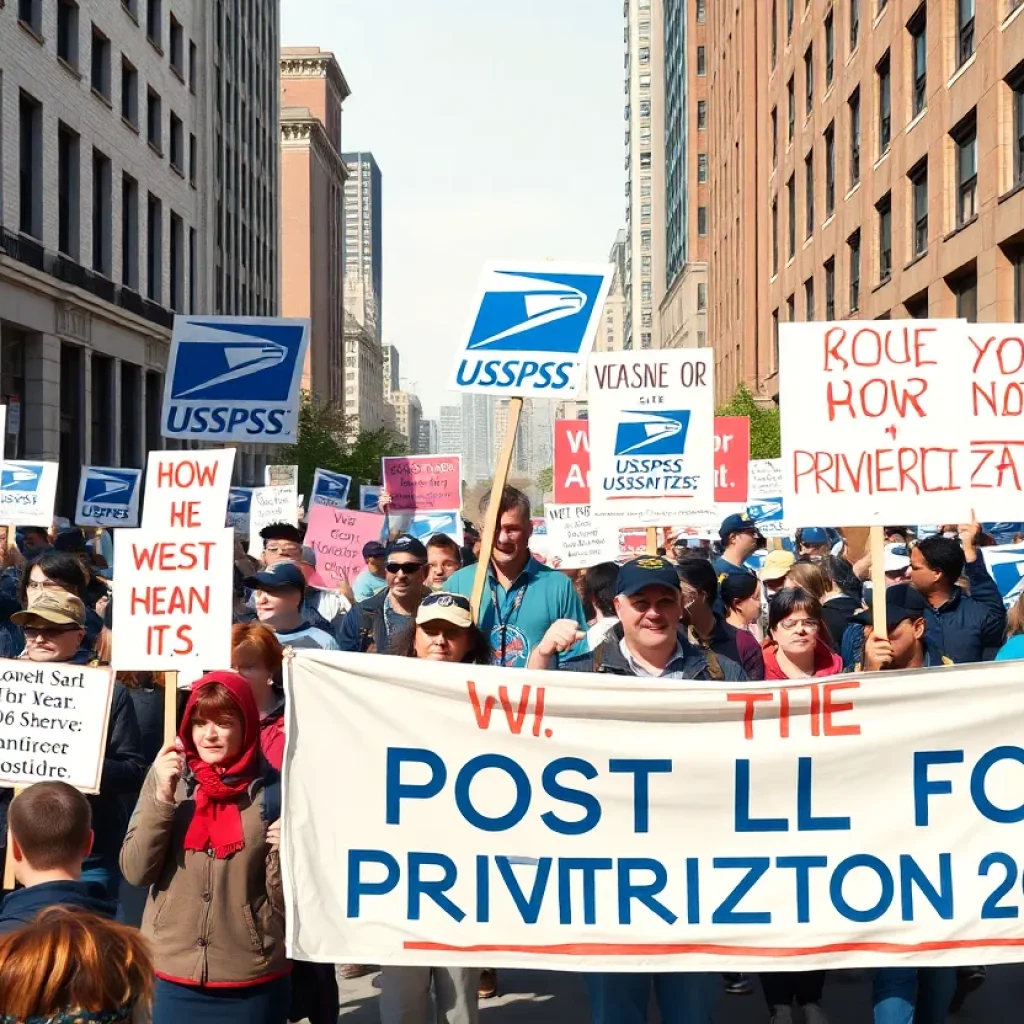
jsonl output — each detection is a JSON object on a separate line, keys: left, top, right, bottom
{"left": 75, "top": 466, "right": 143, "bottom": 528}
{"left": 284, "top": 654, "right": 1024, "bottom": 972}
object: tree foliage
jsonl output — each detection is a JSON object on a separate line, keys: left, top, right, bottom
{"left": 536, "top": 465, "right": 554, "bottom": 496}
{"left": 274, "top": 393, "right": 410, "bottom": 505}
{"left": 716, "top": 385, "right": 781, "bottom": 461}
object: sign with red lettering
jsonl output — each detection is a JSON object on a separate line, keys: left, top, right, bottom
{"left": 304, "top": 505, "right": 385, "bottom": 589}
{"left": 777, "top": 319, "right": 1024, "bottom": 526}
{"left": 141, "top": 449, "right": 235, "bottom": 530}
{"left": 553, "top": 420, "right": 591, "bottom": 503}
{"left": 715, "top": 416, "right": 749, "bottom": 503}
{"left": 382, "top": 456, "right": 462, "bottom": 512}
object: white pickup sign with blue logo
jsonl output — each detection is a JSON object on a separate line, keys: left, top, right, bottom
{"left": 449, "top": 262, "right": 614, "bottom": 396}
{"left": 360, "top": 485, "right": 382, "bottom": 512}
{"left": 162, "top": 316, "right": 311, "bottom": 443}
{"left": 407, "top": 511, "right": 464, "bottom": 546}
{"left": 75, "top": 466, "right": 143, "bottom": 527}
{"left": 310, "top": 469, "right": 352, "bottom": 511}
{"left": 0, "top": 461, "right": 60, "bottom": 526}
{"left": 226, "top": 488, "right": 253, "bottom": 534}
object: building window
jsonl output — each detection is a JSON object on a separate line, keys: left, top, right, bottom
{"left": 772, "top": 197, "right": 779, "bottom": 274}
{"left": 771, "top": 0, "right": 778, "bottom": 67}
{"left": 786, "top": 0, "right": 794, "bottom": 39}
{"left": 805, "top": 276, "right": 815, "bottom": 320}
{"left": 787, "top": 294, "right": 796, "bottom": 322}
{"left": 147, "top": 88, "right": 162, "bottom": 152}
{"left": 805, "top": 45, "right": 813, "bottom": 115}
{"left": 147, "top": 192, "right": 162, "bottom": 302}
{"left": 953, "top": 269, "right": 978, "bottom": 322}
{"left": 121, "top": 57, "right": 138, "bottom": 126}
{"left": 1014, "top": 77, "right": 1024, "bottom": 187}
{"left": 697, "top": 205, "right": 708, "bottom": 236}
{"left": 957, "top": 0, "right": 974, "bottom": 69}
{"left": 90, "top": 26, "right": 110, "bottom": 99}
{"left": 787, "top": 76, "right": 795, "bottom": 143}
{"left": 169, "top": 211, "right": 183, "bottom": 311}
{"left": 910, "top": 159, "right": 928, "bottom": 256}
{"left": 805, "top": 150, "right": 814, "bottom": 237}
{"left": 697, "top": 100, "right": 706, "bottom": 130}
{"left": 787, "top": 175, "right": 796, "bottom": 258}
{"left": 825, "top": 258, "right": 836, "bottom": 318}
{"left": 189, "top": 133, "right": 196, "bottom": 186}
{"left": 878, "top": 0, "right": 888, "bottom": 10}
{"left": 122, "top": 172, "right": 138, "bottom": 290}
{"left": 771, "top": 107, "right": 778, "bottom": 167}
{"left": 878, "top": 193, "right": 892, "bottom": 281}
{"left": 877, "top": 52, "right": 891, "bottom": 156}
{"left": 696, "top": 0, "right": 705, "bottom": 24}
{"left": 910, "top": 5, "right": 926, "bottom": 117}
{"left": 146, "top": 0, "right": 161, "bottom": 48}
{"left": 57, "top": 123, "right": 80, "bottom": 259}
{"left": 953, "top": 113, "right": 977, "bottom": 227}
{"left": 189, "top": 40, "right": 197, "bottom": 92}
{"left": 698, "top": 153, "right": 708, "bottom": 182}
{"left": 92, "top": 148, "right": 111, "bottom": 276}
{"left": 57, "top": 0, "right": 80, "bottom": 69}
{"left": 697, "top": 330, "right": 706, "bottom": 348}
{"left": 825, "top": 9, "right": 834, "bottom": 88}
{"left": 825, "top": 122, "right": 836, "bottom": 216}
{"left": 640, "top": 151, "right": 652, "bottom": 169}
{"left": 849, "top": 88, "right": 861, "bottom": 186}
{"left": 697, "top": 46, "right": 706, "bottom": 76}
{"left": 169, "top": 112, "right": 183, "bottom": 171}
{"left": 640, "top": 99, "right": 651, "bottom": 118}
{"left": 697, "top": 283, "right": 707, "bottom": 310}
{"left": 169, "top": 14, "right": 183, "bottom": 76}
{"left": 18, "top": 0, "right": 42, "bottom": 35}
{"left": 18, "top": 91, "right": 43, "bottom": 239}
{"left": 639, "top": 46, "right": 650, "bottom": 64}
{"left": 905, "top": 292, "right": 929, "bottom": 318}
{"left": 848, "top": 231, "right": 861, "bottom": 311}
{"left": 772, "top": 309, "right": 780, "bottom": 366}
{"left": 850, "top": 0, "right": 860, "bottom": 51}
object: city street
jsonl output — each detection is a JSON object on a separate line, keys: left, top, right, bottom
{"left": 337, "top": 965, "right": 1023, "bottom": 1021}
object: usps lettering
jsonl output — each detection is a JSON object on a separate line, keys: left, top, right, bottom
{"left": 82, "top": 469, "right": 138, "bottom": 521}
{"left": 1, "top": 465, "right": 44, "bottom": 509}
{"left": 602, "top": 411, "right": 701, "bottom": 495}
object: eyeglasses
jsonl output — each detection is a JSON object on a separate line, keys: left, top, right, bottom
{"left": 421, "top": 592, "right": 471, "bottom": 612}
{"left": 777, "top": 618, "right": 820, "bottom": 632}
{"left": 265, "top": 544, "right": 300, "bottom": 555}
{"left": 386, "top": 561, "right": 425, "bottom": 576}
{"left": 26, "top": 580, "right": 64, "bottom": 591}
{"left": 24, "top": 625, "right": 81, "bottom": 638}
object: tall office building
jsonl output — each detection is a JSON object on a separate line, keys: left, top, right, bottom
{"left": 623, "top": 0, "right": 666, "bottom": 350}
{"left": 417, "top": 419, "right": 438, "bottom": 455}
{"left": 0, "top": 0, "right": 205, "bottom": 514}
{"left": 596, "top": 230, "right": 628, "bottom": 353}
{"left": 343, "top": 151, "right": 382, "bottom": 340}
{"left": 390, "top": 389, "right": 421, "bottom": 452}
{"left": 343, "top": 311, "right": 384, "bottom": 433}
{"left": 439, "top": 405, "right": 463, "bottom": 455}
{"left": 659, "top": 0, "right": 708, "bottom": 350}
{"left": 382, "top": 343, "right": 400, "bottom": 396}
{"left": 280, "top": 47, "right": 350, "bottom": 404}
{"left": 462, "top": 392, "right": 494, "bottom": 484}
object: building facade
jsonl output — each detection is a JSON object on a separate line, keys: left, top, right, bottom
{"left": 382, "top": 342, "right": 400, "bottom": 396}
{"left": 416, "top": 418, "right": 437, "bottom": 455}
{"left": 0, "top": 0, "right": 206, "bottom": 514}
{"left": 439, "top": 403, "right": 462, "bottom": 455}
{"left": 462, "top": 392, "right": 493, "bottom": 484}
{"left": 343, "top": 151, "right": 382, "bottom": 340}
{"left": 342, "top": 310, "right": 384, "bottom": 434}
{"left": 280, "top": 47, "right": 349, "bottom": 405}
{"left": 596, "top": 229, "right": 628, "bottom": 353}
{"left": 389, "top": 388, "right": 421, "bottom": 452}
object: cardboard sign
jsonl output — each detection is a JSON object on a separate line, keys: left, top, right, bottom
{"left": 0, "top": 461, "right": 59, "bottom": 527}
{"left": 382, "top": 456, "right": 461, "bottom": 513}
{"left": 310, "top": 469, "right": 352, "bottom": 510}
{"left": 226, "top": 487, "right": 253, "bottom": 534}
{"left": 449, "top": 262, "right": 614, "bottom": 397}
{"left": 304, "top": 505, "right": 385, "bottom": 588}
{"left": 553, "top": 420, "right": 591, "bottom": 503}
{"left": 141, "top": 449, "right": 235, "bottom": 530}
{"left": 360, "top": 485, "right": 382, "bottom": 512}
{"left": 0, "top": 660, "right": 115, "bottom": 792}
{"left": 545, "top": 504, "right": 620, "bottom": 569}
{"left": 75, "top": 466, "right": 143, "bottom": 528}
{"left": 265, "top": 464, "right": 299, "bottom": 489}
{"left": 587, "top": 351, "right": 716, "bottom": 520}
{"left": 747, "top": 458, "right": 787, "bottom": 536}
{"left": 715, "top": 416, "right": 749, "bottom": 504}
{"left": 248, "top": 486, "right": 299, "bottom": 557}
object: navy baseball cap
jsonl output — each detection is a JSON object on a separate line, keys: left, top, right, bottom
{"left": 244, "top": 562, "right": 306, "bottom": 593}
{"left": 615, "top": 557, "right": 682, "bottom": 598}
{"left": 851, "top": 583, "right": 927, "bottom": 629}
{"left": 387, "top": 535, "right": 428, "bottom": 560}
{"left": 362, "top": 540, "right": 387, "bottom": 559}
{"left": 719, "top": 512, "right": 761, "bottom": 542}
{"left": 799, "top": 527, "right": 830, "bottom": 545}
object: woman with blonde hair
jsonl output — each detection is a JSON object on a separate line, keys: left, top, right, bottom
{"left": 0, "top": 906, "right": 153, "bottom": 1022}
{"left": 996, "top": 591, "right": 1024, "bottom": 660}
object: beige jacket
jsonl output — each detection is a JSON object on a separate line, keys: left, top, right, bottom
{"left": 119, "top": 768, "right": 287, "bottom": 987}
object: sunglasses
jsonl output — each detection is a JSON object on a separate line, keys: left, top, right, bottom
{"left": 24, "top": 625, "right": 81, "bottom": 638}
{"left": 386, "top": 561, "right": 425, "bottom": 576}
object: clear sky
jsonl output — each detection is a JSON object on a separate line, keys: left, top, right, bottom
{"left": 281, "top": 0, "right": 624, "bottom": 420}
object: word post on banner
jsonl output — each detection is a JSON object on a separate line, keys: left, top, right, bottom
{"left": 715, "top": 417, "right": 750, "bottom": 504}
{"left": 587, "top": 350, "right": 716, "bottom": 520}
{"left": 553, "top": 420, "right": 591, "bottom": 503}
{"left": 544, "top": 504, "right": 620, "bottom": 569}
{"left": 285, "top": 654, "right": 1024, "bottom": 972}
{"left": 248, "top": 485, "right": 299, "bottom": 557}
{"left": 382, "top": 456, "right": 462, "bottom": 513}
{"left": 0, "top": 660, "right": 114, "bottom": 792}
{"left": 75, "top": 466, "right": 143, "bottom": 528}
{"left": 141, "top": 449, "right": 235, "bottom": 530}
{"left": 303, "top": 505, "right": 385, "bottom": 588}
{"left": 310, "top": 468, "right": 352, "bottom": 510}
{"left": 0, "top": 462, "right": 59, "bottom": 527}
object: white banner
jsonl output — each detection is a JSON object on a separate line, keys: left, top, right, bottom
{"left": 248, "top": 485, "right": 299, "bottom": 557}
{"left": 0, "top": 660, "right": 114, "bottom": 793}
{"left": 545, "top": 504, "right": 620, "bottom": 569}
{"left": 0, "top": 461, "right": 59, "bottom": 527}
{"left": 141, "top": 449, "right": 235, "bottom": 530}
{"left": 284, "top": 653, "right": 1024, "bottom": 971}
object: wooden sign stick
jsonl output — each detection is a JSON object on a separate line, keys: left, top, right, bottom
{"left": 164, "top": 671, "right": 179, "bottom": 746}
{"left": 646, "top": 527, "right": 658, "bottom": 556}
{"left": 869, "top": 525, "right": 888, "bottom": 641}
{"left": 471, "top": 398, "right": 523, "bottom": 623}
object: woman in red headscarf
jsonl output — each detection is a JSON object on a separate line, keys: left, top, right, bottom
{"left": 120, "top": 671, "right": 288, "bottom": 1024}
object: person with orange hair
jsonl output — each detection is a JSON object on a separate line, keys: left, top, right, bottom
{"left": 120, "top": 671, "right": 287, "bottom": 1024}
{"left": 231, "top": 622, "right": 286, "bottom": 769}
{"left": 0, "top": 906, "right": 153, "bottom": 1022}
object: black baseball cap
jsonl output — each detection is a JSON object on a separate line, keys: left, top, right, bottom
{"left": 244, "top": 562, "right": 306, "bottom": 593}
{"left": 719, "top": 512, "right": 762, "bottom": 542}
{"left": 851, "top": 583, "right": 927, "bottom": 629}
{"left": 362, "top": 540, "right": 387, "bottom": 559}
{"left": 615, "top": 557, "right": 681, "bottom": 598}
{"left": 387, "top": 535, "right": 428, "bottom": 560}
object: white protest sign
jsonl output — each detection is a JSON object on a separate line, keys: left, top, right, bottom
{"left": 0, "top": 461, "right": 59, "bottom": 527}
{"left": 747, "top": 459, "right": 787, "bottom": 536}
{"left": 248, "top": 485, "right": 299, "bottom": 556}
{"left": 226, "top": 487, "right": 253, "bottom": 534}
{"left": 75, "top": 466, "right": 143, "bottom": 528}
{"left": 0, "top": 660, "right": 114, "bottom": 792}
{"left": 265, "top": 464, "right": 299, "bottom": 489}
{"left": 587, "top": 350, "right": 716, "bottom": 521}
{"left": 141, "top": 449, "right": 235, "bottom": 529}
{"left": 544, "top": 504, "right": 620, "bottom": 569}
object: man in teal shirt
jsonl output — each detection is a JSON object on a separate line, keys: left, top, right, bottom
{"left": 444, "top": 486, "right": 587, "bottom": 668}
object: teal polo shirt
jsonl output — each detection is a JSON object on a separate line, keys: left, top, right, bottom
{"left": 443, "top": 557, "right": 588, "bottom": 668}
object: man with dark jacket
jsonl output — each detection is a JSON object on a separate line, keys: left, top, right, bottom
{"left": 909, "top": 523, "right": 1006, "bottom": 664}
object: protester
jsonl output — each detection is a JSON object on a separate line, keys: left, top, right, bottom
{"left": 258, "top": 522, "right": 304, "bottom": 567}
{"left": 426, "top": 534, "right": 463, "bottom": 589}
{"left": 444, "top": 486, "right": 587, "bottom": 667}
{"left": 583, "top": 562, "right": 620, "bottom": 650}
{"left": 996, "top": 591, "right": 1024, "bottom": 660}
{"left": 817, "top": 555, "right": 864, "bottom": 651}
{"left": 53, "top": 528, "right": 111, "bottom": 611}
{"left": 713, "top": 513, "right": 761, "bottom": 581}
{"left": 0, "top": 907, "right": 153, "bottom": 1021}
{"left": 910, "top": 523, "right": 1006, "bottom": 663}
{"left": 849, "top": 585, "right": 951, "bottom": 673}
{"left": 338, "top": 535, "right": 430, "bottom": 654}
{"left": 763, "top": 587, "right": 843, "bottom": 682}
{"left": 885, "top": 526, "right": 910, "bottom": 544}
{"left": 796, "top": 527, "right": 832, "bottom": 560}
{"left": 759, "top": 549, "right": 795, "bottom": 597}
{"left": 17, "top": 525, "right": 51, "bottom": 558}
{"left": 353, "top": 540, "right": 389, "bottom": 602}
{"left": 231, "top": 622, "right": 286, "bottom": 768}
{"left": 404, "top": 592, "right": 489, "bottom": 663}
{"left": 120, "top": 672, "right": 287, "bottom": 1023}
{"left": 245, "top": 562, "right": 339, "bottom": 651}
{"left": 117, "top": 671, "right": 174, "bottom": 765}
{"left": 721, "top": 572, "right": 763, "bottom": 635}
{"left": 882, "top": 543, "right": 911, "bottom": 585}
{"left": 0, "top": 783, "right": 117, "bottom": 933}
{"left": 19, "top": 550, "right": 105, "bottom": 656}
{"left": 677, "top": 558, "right": 765, "bottom": 680}
{"left": 292, "top": 545, "right": 350, "bottom": 637}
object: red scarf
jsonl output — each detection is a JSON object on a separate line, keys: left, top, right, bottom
{"left": 179, "top": 671, "right": 261, "bottom": 859}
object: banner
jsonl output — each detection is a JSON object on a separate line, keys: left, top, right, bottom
{"left": 304, "top": 505, "right": 385, "bottom": 588}
{"left": 382, "top": 456, "right": 462, "bottom": 513}
{"left": 553, "top": 420, "right": 591, "bottom": 504}
{"left": 0, "top": 461, "right": 59, "bottom": 527}
{"left": 284, "top": 654, "right": 1024, "bottom": 971}
{"left": 0, "top": 660, "right": 114, "bottom": 793}
{"left": 715, "top": 417, "right": 749, "bottom": 504}
{"left": 226, "top": 487, "right": 253, "bottom": 534}
{"left": 75, "top": 466, "right": 143, "bottom": 528}
{"left": 141, "top": 450, "right": 235, "bottom": 530}
{"left": 248, "top": 486, "right": 299, "bottom": 557}
{"left": 587, "top": 351, "right": 716, "bottom": 521}
{"left": 544, "top": 504, "right": 620, "bottom": 569}
{"left": 310, "top": 469, "right": 352, "bottom": 511}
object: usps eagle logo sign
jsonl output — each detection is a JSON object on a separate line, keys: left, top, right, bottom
{"left": 162, "top": 316, "right": 311, "bottom": 443}
{"left": 310, "top": 469, "right": 352, "bottom": 511}
{"left": 449, "top": 262, "right": 613, "bottom": 397}
{"left": 76, "top": 467, "right": 142, "bottom": 528}
{"left": 408, "top": 511, "right": 464, "bottom": 546}
{"left": 0, "top": 461, "right": 59, "bottom": 527}
{"left": 614, "top": 411, "right": 691, "bottom": 457}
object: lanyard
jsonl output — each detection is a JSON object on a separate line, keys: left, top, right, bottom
{"left": 488, "top": 573, "right": 530, "bottom": 665}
